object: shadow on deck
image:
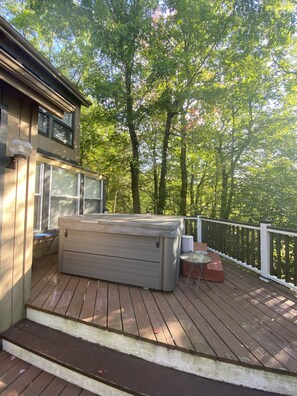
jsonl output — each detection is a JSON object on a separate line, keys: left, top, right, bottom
{"left": 22, "top": 254, "right": 297, "bottom": 394}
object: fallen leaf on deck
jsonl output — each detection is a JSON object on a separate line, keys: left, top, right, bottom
{"left": 10, "top": 355, "right": 16, "bottom": 360}
{"left": 153, "top": 329, "right": 159, "bottom": 334}
{"left": 19, "top": 369, "right": 26, "bottom": 374}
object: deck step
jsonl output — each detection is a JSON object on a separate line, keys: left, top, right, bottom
{"left": 0, "top": 350, "right": 96, "bottom": 395}
{"left": 1, "top": 320, "right": 277, "bottom": 396}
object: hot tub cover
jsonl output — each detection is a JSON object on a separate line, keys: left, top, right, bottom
{"left": 58, "top": 213, "right": 184, "bottom": 238}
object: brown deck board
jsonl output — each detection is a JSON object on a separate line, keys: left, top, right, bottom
{"left": 59, "top": 383, "right": 84, "bottom": 396}
{"left": 92, "top": 280, "right": 108, "bottom": 328}
{"left": 20, "top": 371, "right": 55, "bottom": 395}
{"left": 54, "top": 276, "right": 80, "bottom": 316}
{"left": 173, "top": 285, "right": 236, "bottom": 361}
{"left": 39, "top": 377, "right": 68, "bottom": 395}
{"left": 107, "top": 283, "right": 122, "bottom": 333}
{"left": 27, "top": 257, "right": 297, "bottom": 379}
{"left": 164, "top": 291, "right": 215, "bottom": 355}
{"left": 119, "top": 284, "right": 139, "bottom": 337}
{"left": 197, "top": 283, "right": 269, "bottom": 368}
{"left": 30, "top": 265, "right": 57, "bottom": 302}
{"left": 130, "top": 287, "right": 156, "bottom": 342}
{"left": 0, "top": 357, "right": 31, "bottom": 392}
{"left": 79, "top": 279, "right": 98, "bottom": 323}
{"left": 41, "top": 274, "right": 72, "bottom": 312}
{"left": 30, "top": 271, "right": 64, "bottom": 309}
{"left": 210, "top": 277, "right": 297, "bottom": 371}
{"left": 152, "top": 290, "right": 194, "bottom": 351}
{"left": 1, "top": 365, "right": 42, "bottom": 395}
{"left": 178, "top": 278, "right": 258, "bottom": 365}
{"left": 140, "top": 288, "right": 175, "bottom": 346}
{"left": 2, "top": 321, "right": 278, "bottom": 396}
{"left": 224, "top": 266, "right": 297, "bottom": 344}
{"left": 66, "top": 277, "right": 89, "bottom": 319}
{"left": 166, "top": 289, "right": 216, "bottom": 356}
{"left": 31, "top": 260, "right": 54, "bottom": 287}
{"left": 0, "top": 351, "right": 96, "bottom": 396}
{"left": 199, "top": 282, "right": 287, "bottom": 371}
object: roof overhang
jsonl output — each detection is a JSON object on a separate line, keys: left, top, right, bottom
{"left": 0, "top": 16, "right": 91, "bottom": 109}
{"left": 0, "top": 50, "right": 75, "bottom": 118}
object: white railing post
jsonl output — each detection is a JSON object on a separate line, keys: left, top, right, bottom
{"left": 197, "top": 215, "right": 202, "bottom": 243}
{"left": 260, "top": 219, "right": 272, "bottom": 282}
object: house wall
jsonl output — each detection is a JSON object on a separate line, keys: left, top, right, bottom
{"left": 0, "top": 82, "right": 37, "bottom": 334}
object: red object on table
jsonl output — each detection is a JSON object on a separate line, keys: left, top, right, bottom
{"left": 181, "top": 242, "right": 224, "bottom": 283}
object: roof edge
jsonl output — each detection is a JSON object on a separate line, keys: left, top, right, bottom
{"left": 0, "top": 16, "right": 91, "bottom": 108}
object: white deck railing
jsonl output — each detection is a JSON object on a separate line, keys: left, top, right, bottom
{"left": 184, "top": 215, "right": 297, "bottom": 292}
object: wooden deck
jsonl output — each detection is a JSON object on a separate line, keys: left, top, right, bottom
{"left": 0, "top": 350, "right": 96, "bottom": 396}
{"left": 27, "top": 254, "right": 297, "bottom": 378}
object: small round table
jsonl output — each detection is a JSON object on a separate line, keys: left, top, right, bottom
{"left": 180, "top": 252, "right": 212, "bottom": 296}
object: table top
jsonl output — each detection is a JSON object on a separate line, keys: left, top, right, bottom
{"left": 180, "top": 251, "right": 212, "bottom": 264}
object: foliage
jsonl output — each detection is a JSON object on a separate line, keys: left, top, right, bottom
{"left": 1, "top": 0, "right": 296, "bottom": 228}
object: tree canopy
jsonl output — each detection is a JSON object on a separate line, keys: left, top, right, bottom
{"left": 1, "top": 0, "right": 296, "bottom": 227}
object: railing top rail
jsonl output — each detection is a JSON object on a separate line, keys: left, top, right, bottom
{"left": 200, "top": 217, "right": 260, "bottom": 231}
{"left": 267, "top": 226, "right": 297, "bottom": 238}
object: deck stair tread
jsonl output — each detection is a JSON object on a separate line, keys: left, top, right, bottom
{"left": 0, "top": 350, "right": 96, "bottom": 395}
{"left": 1, "top": 319, "right": 278, "bottom": 396}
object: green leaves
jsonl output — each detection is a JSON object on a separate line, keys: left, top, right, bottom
{"left": 2, "top": 0, "right": 297, "bottom": 225}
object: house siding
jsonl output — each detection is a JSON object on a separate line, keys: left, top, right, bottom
{"left": 0, "top": 82, "right": 37, "bottom": 333}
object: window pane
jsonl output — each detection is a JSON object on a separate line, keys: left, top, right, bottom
{"left": 85, "top": 177, "right": 101, "bottom": 199}
{"left": 38, "top": 111, "right": 49, "bottom": 135}
{"left": 53, "top": 121, "right": 73, "bottom": 146}
{"left": 49, "top": 197, "right": 77, "bottom": 228}
{"left": 62, "top": 112, "right": 73, "bottom": 127}
{"left": 84, "top": 199, "right": 101, "bottom": 214}
{"left": 34, "top": 195, "right": 41, "bottom": 230}
{"left": 51, "top": 167, "right": 78, "bottom": 197}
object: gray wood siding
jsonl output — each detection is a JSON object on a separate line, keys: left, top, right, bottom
{"left": 0, "top": 83, "right": 37, "bottom": 333}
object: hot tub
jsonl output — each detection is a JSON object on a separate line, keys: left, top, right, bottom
{"left": 58, "top": 214, "right": 185, "bottom": 291}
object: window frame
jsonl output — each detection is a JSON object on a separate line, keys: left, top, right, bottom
{"left": 37, "top": 108, "right": 50, "bottom": 137}
{"left": 38, "top": 107, "right": 74, "bottom": 148}
{"left": 83, "top": 176, "right": 103, "bottom": 214}
{"left": 34, "top": 162, "right": 44, "bottom": 231}
{"left": 48, "top": 166, "right": 80, "bottom": 228}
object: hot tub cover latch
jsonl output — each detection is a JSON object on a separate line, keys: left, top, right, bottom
{"left": 156, "top": 237, "right": 160, "bottom": 248}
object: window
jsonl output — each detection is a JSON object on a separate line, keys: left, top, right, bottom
{"left": 38, "top": 108, "right": 49, "bottom": 136}
{"left": 38, "top": 107, "right": 74, "bottom": 147}
{"left": 49, "top": 166, "right": 79, "bottom": 228}
{"left": 34, "top": 162, "right": 43, "bottom": 230}
{"left": 84, "top": 176, "right": 103, "bottom": 214}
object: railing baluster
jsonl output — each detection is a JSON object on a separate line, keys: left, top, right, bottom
{"left": 293, "top": 237, "right": 297, "bottom": 286}
{"left": 276, "top": 234, "right": 282, "bottom": 279}
{"left": 184, "top": 216, "right": 297, "bottom": 291}
{"left": 284, "top": 235, "right": 290, "bottom": 283}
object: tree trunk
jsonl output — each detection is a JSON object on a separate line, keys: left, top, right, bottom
{"left": 220, "top": 168, "right": 230, "bottom": 219}
{"left": 179, "top": 112, "right": 188, "bottom": 216}
{"left": 157, "top": 111, "right": 175, "bottom": 214}
{"left": 125, "top": 65, "right": 141, "bottom": 213}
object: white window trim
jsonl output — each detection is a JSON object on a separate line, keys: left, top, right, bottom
{"left": 48, "top": 166, "right": 80, "bottom": 228}
{"left": 83, "top": 177, "right": 103, "bottom": 214}
{"left": 34, "top": 162, "right": 44, "bottom": 231}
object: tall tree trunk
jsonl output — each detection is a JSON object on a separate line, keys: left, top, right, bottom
{"left": 126, "top": 65, "right": 141, "bottom": 213}
{"left": 157, "top": 111, "right": 175, "bottom": 214}
{"left": 220, "top": 168, "right": 230, "bottom": 219}
{"left": 179, "top": 112, "right": 188, "bottom": 216}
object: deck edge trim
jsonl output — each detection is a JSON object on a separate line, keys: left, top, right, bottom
{"left": 26, "top": 307, "right": 297, "bottom": 395}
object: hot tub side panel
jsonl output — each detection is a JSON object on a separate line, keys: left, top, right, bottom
{"left": 58, "top": 228, "right": 163, "bottom": 289}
